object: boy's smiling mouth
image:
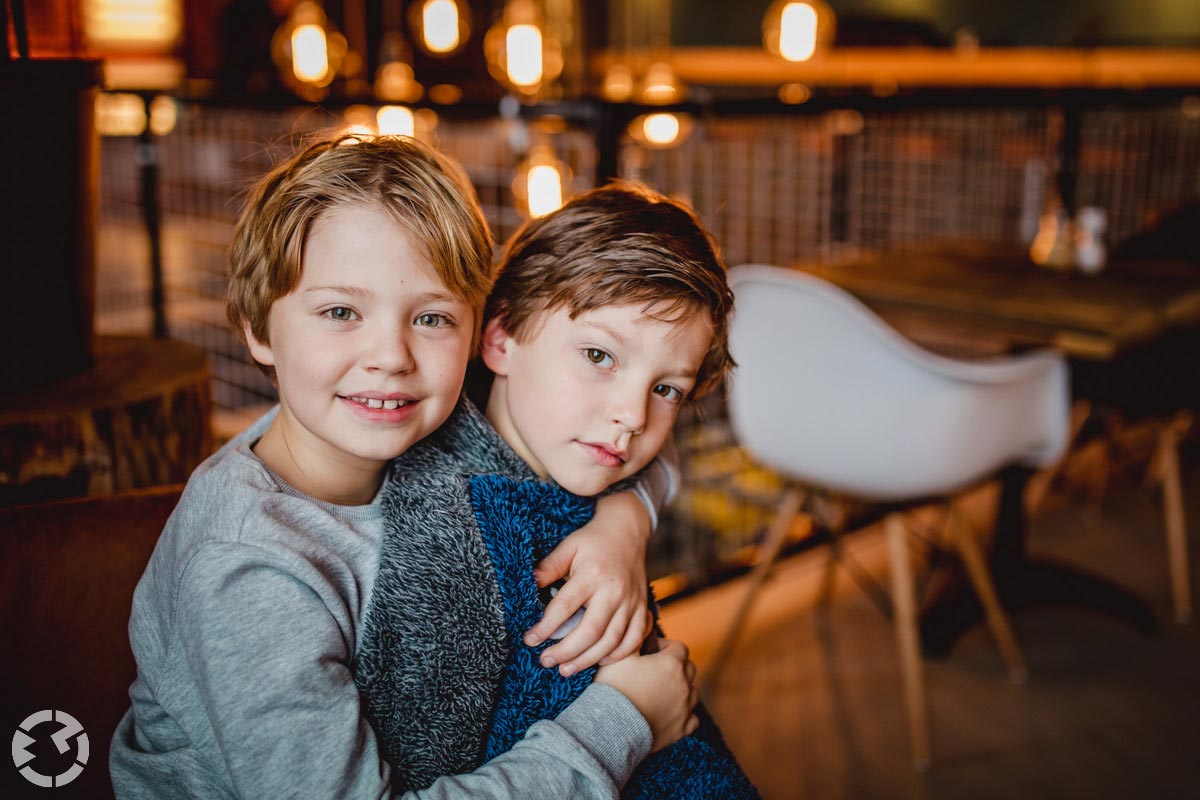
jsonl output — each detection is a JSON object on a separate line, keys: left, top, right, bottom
{"left": 340, "top": 392, "right": 421, "bottom": 421}
{"left": 346, "top": 394, "right": 415, "bottom": 410}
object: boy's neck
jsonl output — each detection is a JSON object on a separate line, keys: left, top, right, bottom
{"left": 484, "top": 376, "right": 546, "bottom": 479}
{"left": 252, "top": 411, "right": 386, "bottom": 506}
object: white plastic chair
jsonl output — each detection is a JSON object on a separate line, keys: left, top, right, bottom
{"left": 711, "top": 264, "right": 1071, "bottom": 768}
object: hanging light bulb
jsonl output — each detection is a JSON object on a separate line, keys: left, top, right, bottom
{"left": 409, "top": 0, "right": 471, "bottom": 56}
{"left": 762, "top": 0, "right": 836, "bottom": 63}
{"left": 377, "top": 105, "right": 416, "bottom": 137}
{"left": 342, "top": 105, "right": 377, "bottom": 138}
{"left": 627, "top": 112, "right": 694, "bottom": 149}
{"left": 271, "top": 1, "right": 348, "bottom": 101}
{"left": 640, "top": 61, "right": 683, "bottom": 105}
{"left": 485, "top": 0, "right": 563, "bottom": 96}
{"left": 513, "top": 143, "right": 571, "bottom": 218}
{"left": 626, "top": 60, "right": 691, "bottom": 149}
{"left": 374, "top": 31, "right": 423, "bottom": 103}
{"left": 602, "top": 63, "right": 635, "bottom": 102}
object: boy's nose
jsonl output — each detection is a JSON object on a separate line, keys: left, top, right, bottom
{"left": 365, "top": 331, "right": 416, "bottom": 374}
{"left": 609, "top": 390, "right": 647, "bottom": 435}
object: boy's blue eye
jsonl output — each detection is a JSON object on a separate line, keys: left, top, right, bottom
{"left": 325, "top": 307, "right": 358, "bottom": 322}
{"left": 583, "top": 348, "right": 613, "bottom": 367}
{"left": 653, "top": 384, "right": 684, "bottom": 402}
{"left": 416, "top": 313, "right": 449, "bottom": 327}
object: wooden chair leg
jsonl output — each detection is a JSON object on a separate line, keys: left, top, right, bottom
{"left": 947, "top": 505, "right": 1029, "bottom": 684}
{"left": 1026, "top": 398, "right": 1092, "bottom": 516}
{"left": 1158, "top": 415, "right": 1192, "bottom": 624}
{"left": 704, "top": 487, "right": 804, "bottom": 692}
{"left": 885, "top": 513, "right": 931, "bottom": 771}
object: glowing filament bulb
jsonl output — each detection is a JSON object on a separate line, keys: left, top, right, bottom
{"left": 643, "top": 113, "right": 681, "bottom": 146}
{"left": 779, "top": 2, "right": 818, "bottom": 62}
{"left": 506, "top": 24, "right": 543, "bottom": 88}
{"left": 292, "top": 23, "right": 329, "bottom": 82}
{"left": 423, "top": 0, "right": 460, "bottom": 53}
{"left": 526, "top": 163, "right": 563, "bottom": 218}
{"left": 377, "top": 105, "right": 416, "bottom": 137}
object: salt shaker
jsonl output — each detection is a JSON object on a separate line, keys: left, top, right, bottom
{"left": 1075, "top": 206, "right": 1108, "bottom": 275}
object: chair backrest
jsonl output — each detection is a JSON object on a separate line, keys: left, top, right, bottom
{"left": 726, "top": 265, "right": 1070, "bottom": 502}
{"left": 0, "top": 485, "right": 182, "bottom": 799}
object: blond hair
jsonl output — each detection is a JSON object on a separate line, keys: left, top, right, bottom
{"left": 227, "top": 135, "right": 494, "bottom": 358}
{"left": 487, "top": 182, "right": 735, "bottom": 398}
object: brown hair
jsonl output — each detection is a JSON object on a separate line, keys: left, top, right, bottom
{"left": 486, "top": 181, "right": 735, "bottom": 398}
{"left": 226, "top": 135, "right": 494, "bottom": 358}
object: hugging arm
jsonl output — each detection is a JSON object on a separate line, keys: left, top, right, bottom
{"left": 526, "top": 442, "right": 681, "bottom": 675}
{"left": 174, "top": 542, "right": 649, "bottom": 800}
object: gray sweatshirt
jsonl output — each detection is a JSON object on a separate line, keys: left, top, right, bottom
{"left": 110, "top": 408, "right": 661, "bottom": 799}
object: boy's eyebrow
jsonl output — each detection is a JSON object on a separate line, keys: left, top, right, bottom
{"left": 411, "top": 290, "right": 468, "bottom": 305}
{"left": 303, "top": 284, "right": 372, "bottom": 298}
{"left": 302, "top": 287, "right": 465, "bottom": 305}
{"left": 579, "top": 320, "right": 630, "bottom": 348}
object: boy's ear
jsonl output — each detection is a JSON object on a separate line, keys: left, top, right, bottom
{"left": 242, "top": 320, "right": 276, "bottom": 368}
{"left": 480, "top": 317, "right": 514, "bottom": 376}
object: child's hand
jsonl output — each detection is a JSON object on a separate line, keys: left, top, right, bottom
{"left": 524, "top": 491, "right": 653, "bottom": 676}
{"left": 595, "top": 638, "right": 699, "bottom": 753}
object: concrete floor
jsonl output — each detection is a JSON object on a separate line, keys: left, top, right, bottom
{"left": 660, "top": 468, "right": 1200, "bottom": 800}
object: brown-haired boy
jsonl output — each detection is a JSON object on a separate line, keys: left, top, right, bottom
{"left": 360, "top": 182, "right": 756, "bottom": 797}
{"left": 110, "top": 138, "right": 693, "bottom": 798}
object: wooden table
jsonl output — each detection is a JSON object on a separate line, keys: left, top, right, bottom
{"left": 796, "top": 244, "right": 1200, "bottom": 653}
{"left": 0, "top": 336, "right": 212, "bottom": 506}
{"left": 798, "top": 243, "right": 1200, "bottom": 361}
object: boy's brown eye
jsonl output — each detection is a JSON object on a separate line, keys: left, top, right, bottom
{"left": 416, "top": 313, "right": 447, "bottom": 327}
{"left": 327, "top": 307, "right": 356, "bottom": 321}
{"left": 584, "top": 348, "right": 612, "bottom": 365}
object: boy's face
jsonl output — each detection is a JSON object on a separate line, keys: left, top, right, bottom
{"left": 246, "top": 202, "right": 474, "bottom": 481}
{"left": 482, "top": 303, "right": 712, "bottom": 496}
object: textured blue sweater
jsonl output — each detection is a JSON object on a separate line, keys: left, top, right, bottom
{"left": 468, "top": 474, "right": 759, "bottom": 799}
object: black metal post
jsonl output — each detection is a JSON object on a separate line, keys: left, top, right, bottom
{"left": 138, "top": 94, "right": 169, "bottom": 340}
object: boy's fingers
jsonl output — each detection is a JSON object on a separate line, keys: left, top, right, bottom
{"left": 558, "top": 608, "right": 630, "bottom": 674}
{"left": 542, "top": 599, "right": 619, "bottom": 671}
{"left": 524, "top": 581, "right": 586, "bottom": 645}
{"left": 532, "top": 543, "right": 574, "bottom": 589}
{"left": 598, "top": 607, "right": 650, "bottom": 666}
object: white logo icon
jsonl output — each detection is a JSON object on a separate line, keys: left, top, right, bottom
{"left": 12, "top": 710, "right": 89, "bottom": 788}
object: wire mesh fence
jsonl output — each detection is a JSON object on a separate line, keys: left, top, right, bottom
{"left": 96, "top": 98, "right": 1200, "bottom": 589}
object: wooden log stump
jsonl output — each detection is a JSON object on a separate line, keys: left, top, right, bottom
{"left": 0, "top": 336, "right": 211, "bottom": 505}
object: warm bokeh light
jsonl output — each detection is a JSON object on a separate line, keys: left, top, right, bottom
{"left": 513, "top": 144, "right": 570, "bottom": 218}
{"left": 422, "top": 0, "right": 461, "bottom": 53}
{"left": 780, "top": 3, "right": 818, "bottom": 62}
{"left": 763, "top": 0, "right": 835, "bottom": 63}
{"left": 779, "top": 82, "right": 812, "bottom": 104}
{"left": 291, "top": 24, "right": 329, "bottom": 83}
{"left": 641, "top": 61, "right": 681, "bottom": 105}
{"left": 84, "top": 0, "right": 182, "bottom": 50}
{"left": 95, "top": 92, "right": 146, "bottom": 137}
{"left": 484, "top": 0, "right": 562, "bottom": 95}
{"left": 506, "top": 25, "right": 544, "bottom": 88}
{"left": 628, "top": 112, "right": 694, "bottom": 149}
{"left": 526, "top": 163, "right": 564, "bottom": 218}
{"left": 377, "top": 105, "right": 416, "bottom": 137}
{"left": 642, "top": 113, "right": 681, "bottom": 146}
{"left": 602, "top": 64, "right": 634, "bottom": 102}
{"left": 148, "top": 94, "right": 177, "bottom": 135}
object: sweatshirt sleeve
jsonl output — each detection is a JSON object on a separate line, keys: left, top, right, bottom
{"left": 176, "top": 542, "right": 650, "bottom": 800}
{"left": 629, "top": 436, "right": 681, "bottom": 531}
{"left": 403, "top": 684, "right": 651, "bottom": 800}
